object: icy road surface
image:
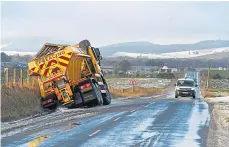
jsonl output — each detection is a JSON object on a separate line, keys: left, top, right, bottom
{"left": 1, "top": 72, "right": 210, "bottom": 147}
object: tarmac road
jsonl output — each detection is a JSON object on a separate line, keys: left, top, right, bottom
{"left": 1, "top": 72, "right": 210, "bottom": 147}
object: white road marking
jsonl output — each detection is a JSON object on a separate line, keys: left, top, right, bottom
{"left": 144, "top": 103, "right": 151, "bottom": 107}
{"left": 89, "top": 129, "right": 101, "bottom": 137}
{"left": 130, "top": 110, "right": 136, "bottom": 113}
{"left": 113, "top": 117, "right": 121, "bottom": 122}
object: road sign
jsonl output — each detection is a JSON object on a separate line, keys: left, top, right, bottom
{"left": 4, "top": 68, "right": 8, "bottom": 73}
{"left": 129, "top": 78, "right": 137, "bottom": 85}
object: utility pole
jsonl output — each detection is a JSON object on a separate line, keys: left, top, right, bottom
{"left": 206, "top": 66, "right": 210, "bottom": 89}
{"left": 227, "top": 59, "right": 229, "bottom": 70}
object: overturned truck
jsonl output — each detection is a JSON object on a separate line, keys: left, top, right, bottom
{"left": 28, "top": 40, "right": 111, "bottom": 110}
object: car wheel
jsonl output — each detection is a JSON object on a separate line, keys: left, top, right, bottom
{"left": 193, "top": 95, "right": 196, "bottom": 99}
{"left": 175, "top": 91, "right": 178, "bottom": 98}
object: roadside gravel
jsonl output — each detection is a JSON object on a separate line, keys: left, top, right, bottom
{"left": 205, "top": 97, "right": 229, "bottom": 147}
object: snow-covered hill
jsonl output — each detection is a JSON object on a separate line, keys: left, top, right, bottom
{"left": 1, "top": 46, "right": 229, "bottom": 59}
{"left": 111, "top": 47, "right": 229, "bottom": 59}
{"left": 1, "top": 51, "right": 37, "bottom": 56}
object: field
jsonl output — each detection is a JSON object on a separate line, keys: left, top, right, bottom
{"left": 105, "top": 72, "right": 184, "bottom": 79}
{"left": 106, "top": 78, "right": 172, "bottom": 97}
{"left": 203, "top": 70, "right": 229, "bottom": 78}
{"left": 106, "top": 78, "right": 172, "bottom": 90}
{"left": 201, "top": 78, "right": 229, "bottom": 98}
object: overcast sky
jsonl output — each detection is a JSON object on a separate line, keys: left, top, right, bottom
{"left": 1, "top": 1, "right": 229, "bottom": 46}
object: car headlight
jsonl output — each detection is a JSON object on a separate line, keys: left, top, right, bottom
{"left": 191, "top": 87, "right": 195, "bottom": 90}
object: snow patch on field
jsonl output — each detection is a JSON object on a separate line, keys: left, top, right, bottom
{"left": 111, "top": 47, "right": 229, "bottom": 59}
{"left": 107, "top": 78, "right": 171, "bottom": 90}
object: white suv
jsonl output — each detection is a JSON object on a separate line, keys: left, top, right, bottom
{"left": 174, "top": 78, "right": 197, "bottom": 99}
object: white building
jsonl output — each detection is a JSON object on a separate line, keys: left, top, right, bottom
{"left": 159, "top": 66, "right": 178, "bottom": 73}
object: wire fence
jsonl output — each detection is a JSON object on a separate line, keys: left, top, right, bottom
{"left": 1, "top": 68, "right": 165, "bottom": 97}
{"left": 108, "top": 85, "right": 165, "bottom": 97}
{"left": 1, "top": 68, "right": 38, "bottom": 88}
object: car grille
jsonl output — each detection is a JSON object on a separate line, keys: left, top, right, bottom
{"left": 179, "top": 88, "right": 191, "bottom": 91}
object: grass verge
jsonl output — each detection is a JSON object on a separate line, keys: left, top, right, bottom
{"left": 1, "top": 85, "right": 42, "bottom": 122}
{"left": 201, "top": 88, "right": 229, "bottom": 98}
{"left": 109, "top": 87, "right": 165, "bottom": 97}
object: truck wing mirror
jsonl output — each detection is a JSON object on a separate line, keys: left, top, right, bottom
{"left": 94, "top": 48, "right": 102, "bottom": 60}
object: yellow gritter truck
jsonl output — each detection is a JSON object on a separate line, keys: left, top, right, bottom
{"left": 28, "top": 40, "right": 111, "bottom": 110}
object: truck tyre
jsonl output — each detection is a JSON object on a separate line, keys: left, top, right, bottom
{"left": 93, "top": 83, "right": 103, "bottom": 106}
{"left": 102, "top": 84, "right": 111, "bottom": 105}
{"left": 41, "top": 94, "right": 58, "bottom": 111}
{"left": 85, "top": 83, "right": 103, "bottom": 107}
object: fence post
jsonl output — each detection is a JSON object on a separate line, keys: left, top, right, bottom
{"left": 110, "top": 86, "right": 113, "bottom": 92}
{"left": 20, "top": 69, "right": 23, "bottom": 87}
{"left": 206, "top": 67, "right": 210, "bottom": 89}
{"left": 5, "top": 69, "right": 9, "bottom": 86}
{"left": 13, "top": 69, "right": 16, "bottom": 85}
{"left": 27, "top": 69, "right": 30, "bottom": 86}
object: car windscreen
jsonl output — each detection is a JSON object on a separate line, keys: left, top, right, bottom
{"left": 177, "top": 80, "right": 194, "bottom": 87}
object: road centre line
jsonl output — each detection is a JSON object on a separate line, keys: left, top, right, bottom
{"left": 130, "top": 110, "right": 136, "bottom": 112}
{"left": 144, "top": 103, "right": 151, "bottom": 107}
{"left": 113, "top": 117, "right": 121, "bottom": 122}
{"left": 89, "top": 129, "right": 101, "bottom": 137}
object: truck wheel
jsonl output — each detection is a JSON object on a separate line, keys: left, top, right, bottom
{"left": 102, "top": 84, "right": 111, "bottom": 105}
{"left": 93, "top": 83, "right": 103, "bottom": 106}
{"left": 85, "top": 83, "right": 103, "bottom": 107}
